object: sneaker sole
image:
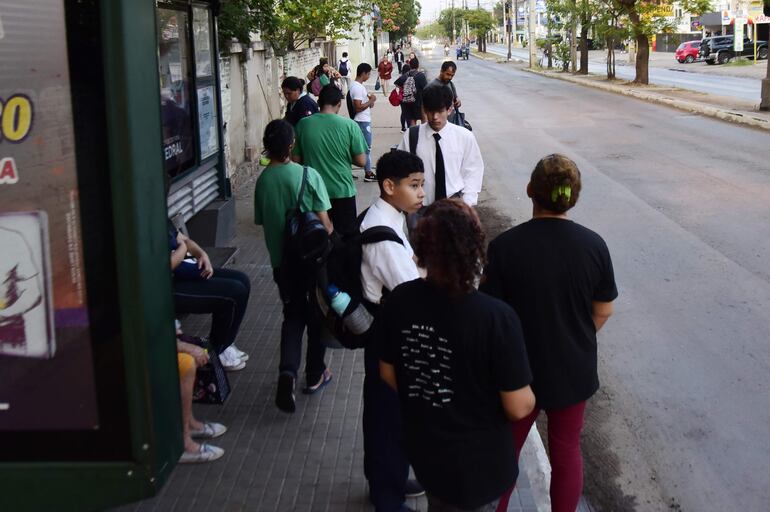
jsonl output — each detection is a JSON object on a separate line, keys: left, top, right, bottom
{"left": 224, "top": 362, "right": 246, "bottom": 372}
{"left": 303, "top": 371, "right": 332, "bottom": 394}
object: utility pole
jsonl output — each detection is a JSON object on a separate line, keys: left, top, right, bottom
{"left": 452, "top": 0, "right": 456, "bottom": 43}
{"left": 513, "top": 0, "right": 518, "bottom": 47}
{"left": 506, "top": 2, "right": 512, "bottom": 60}
{"left": 528, "top": 0, "right": 536, "bottom": 68}
{"left": 762, "top": 2, "right": 770, "bottom": 110}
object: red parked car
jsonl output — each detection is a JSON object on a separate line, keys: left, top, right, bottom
{"left": 676, "top": 40, "right": 701, "bottom": 63}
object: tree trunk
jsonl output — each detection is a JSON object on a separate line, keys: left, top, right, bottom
{"left": 607, "top": 39, "right": 615, "bottom": 79}
{"left": 627, "top": 9, "right": 649, "bottom": 84}
{"left": 579, "top": 24, "right": 589, "bottom": 74}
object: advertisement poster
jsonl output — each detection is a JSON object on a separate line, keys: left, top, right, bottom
{"left": 0, "top": 0, "right": 99, "bottom": 430}
{"left": 198, "top": 85, "right": 219, "bottom": 160}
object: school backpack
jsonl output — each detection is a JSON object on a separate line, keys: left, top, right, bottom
{"left": 310, "top": 77, "right": 323, "bottom": 96}
{"left": 282, "top": 166, "right": 329, "bottom": 270}
{"left": 346, "top": 90, "right": 356, "bottom": 119}
{"left": 316, "top": 211, "right": 403, "bottom": 349}
{"left": 401, "top": 71, "right": 417, "bottom": 104}
{"left": 339, "top": 59, "right": 349, "bottom": 76}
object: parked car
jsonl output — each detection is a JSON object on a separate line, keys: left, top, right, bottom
{"left": 700, "top": 35, "right": 769, "bottom": 64}
{"left": 675, "top": 40, "right": 701, "bottom": 63}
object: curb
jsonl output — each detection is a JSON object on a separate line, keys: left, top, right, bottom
{"left": 520, "top": 67, "right": 770, "bottom": 132}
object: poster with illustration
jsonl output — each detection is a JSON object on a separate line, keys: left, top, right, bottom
{"left": 0, "top": 0, "right": 99, "bottom": 430}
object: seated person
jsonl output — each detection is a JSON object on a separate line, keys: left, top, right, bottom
{"left": 169, "top": 227, "right": 251, "bottom": 371}
{"left": 176, "top": 322, "right": 227, "bottom": 463}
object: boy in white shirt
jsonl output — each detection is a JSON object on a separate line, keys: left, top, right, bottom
{"left": 360, "top": 150, "right": 426, "bottom": 511}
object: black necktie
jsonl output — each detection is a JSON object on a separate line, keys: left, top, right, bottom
{"left": 433, "top": 133, "right": 446, "bottom": 201}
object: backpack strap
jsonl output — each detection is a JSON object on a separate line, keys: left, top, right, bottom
{"left": 408, "top": 125, "right": 419, "bottom": 155}
{"left": 295, "top": 166, "right": 308, "bottom": 213}
{"left": 361, "top": 226, "right": 404, "bottom": 246}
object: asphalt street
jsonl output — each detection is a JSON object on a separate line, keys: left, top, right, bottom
{"left": 419, "top": 47, "right": 770, "bottom": 510}
{"left": 485, "top": 43, "right": 764, "bottom": 102}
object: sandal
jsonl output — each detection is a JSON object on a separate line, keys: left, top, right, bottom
{"left": 190, "top": 421, "right": 227, "bottom": 439}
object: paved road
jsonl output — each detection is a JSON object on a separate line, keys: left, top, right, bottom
{"left": 485, "top": 43, "right": 763, "bottom": 102}
{"left": 421, "top": 47, "right": 770, "bottom": 511}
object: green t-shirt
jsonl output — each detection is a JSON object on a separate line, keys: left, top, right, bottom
{"left": 254, "top": 161, "right": 331, "bottom": 268}
{"left": 292, "top": 113, "right": 368, "bottom": 199}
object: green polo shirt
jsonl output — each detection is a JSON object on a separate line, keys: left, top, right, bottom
{"left": 292, "top": 113, "right": 368, "bottom": 199}
{"left": 254, "top": 161, "right": 331, "bottom": 268}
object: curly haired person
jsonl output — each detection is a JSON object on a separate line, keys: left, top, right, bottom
{"left": 481, "top": 155, "right": 618, "bottom": 512}
{"left": 378, "top": 199, "right": 536, "bottom": 512}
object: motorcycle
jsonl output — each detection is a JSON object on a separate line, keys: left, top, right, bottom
{"left": 461, "top": 46, "right": 470, "bottom": 60}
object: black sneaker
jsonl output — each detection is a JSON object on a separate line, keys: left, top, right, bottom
{"left": 404, "top": 478, "right": 425, "bottom": 498}
{"left": 276, "top": 374, "right": 296, "bottom": 413}
{"left": 364, "top": 172, "right": 378, "bottom": 182}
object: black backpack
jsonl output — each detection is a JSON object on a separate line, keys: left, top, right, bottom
{"left": 339, "top": 59, "right": 349, "bottom": 76}
{"left": 316, "top": 211, "right": 403, "bottom": 349}
{"left": 345, "top": 90, "right": 356, "bottom": 119}
{"left": 283, "top": 166, "right": 329, "bottom": 268}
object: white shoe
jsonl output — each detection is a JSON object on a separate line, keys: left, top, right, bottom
{"left": 179, "top": 443, "right": 224, "bottom": 464}
{"left": 190, "top": 421, "right": 228, "bottom": 439}
{"left": 219, "top": 347, "right": 246, "bottom": 371}
{"left": 230, "top": 343, "right": 249, "bottom": 362}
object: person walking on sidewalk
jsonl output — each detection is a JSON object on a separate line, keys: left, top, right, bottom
{"left": 395, "top": 63, "right": 411, "bottom": 132}
{"left": 350, "top": 63, "right": 378, "bottom": 182}
{"left": 480, "top": 154, "right": 618, "bottom": 512}
{"left": 378, "top": 199, "right": 536, "bottom": 512}
{"left": 378, "top": 54, "right": 393, "bottom": 96}
{"left": 359, "top": 150, "right": 427, "bottom": 512}
{"left": 397, "top": 85, "right": 483, "bottom": 209}
{"left": 254, "top": 119, "right": 335, "bottom": 413}
{"left": 338, "top": 52, "right": 352, "bottom": 94}
{"left": 293, "top": 85, "right": 368, "bottom": 236}
{"left": 394, "top": 46, "right": 405, "bottom": 73}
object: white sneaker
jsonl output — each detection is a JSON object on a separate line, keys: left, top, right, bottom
{"left": 179, "top": 443, "right": 224, "bottom": 464}
{"left": 230, "top": 344, "right": 249, "bottom": 362}
{"left": 219, "top": 346, "right": 246, "bottom": 371}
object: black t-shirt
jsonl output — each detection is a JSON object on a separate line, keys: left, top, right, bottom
{"left": 284, "top": 94, "right": 319, "bottom": 127}
{"left": 480, "top": 218, "right": 618, "bottom": 410}
{"left": 378, "top": 279, "right": 532, "bottom": 509}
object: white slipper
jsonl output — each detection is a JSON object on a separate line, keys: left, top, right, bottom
{"left": 179, "top": 443, "right": 224, "bottom": 464}
{"left": 190, "top": 421, "right": 227, "bottom": 439}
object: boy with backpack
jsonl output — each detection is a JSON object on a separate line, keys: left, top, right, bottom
{"left": 393, "top": 58, "right": 427, "bottom": 127}
{"left": 338, "top": 52, "right": 351, "bottom": 93}
{"left": 359, "top": 150, "right": 426, "bottom": 511}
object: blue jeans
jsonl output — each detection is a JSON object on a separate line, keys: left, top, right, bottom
{"left": 356, "top": 120, "right": 372, "bottom": 172}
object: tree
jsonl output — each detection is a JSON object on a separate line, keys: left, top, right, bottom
{"left": 415, "top": 22, "right": 445, "bottom": 40}
{"left": 378, "top": 0, "right": 422, "bottom": 40}
{"left": 218, "top": 0, "right": 278, "bottom": 46}
{"left": 617, "top": 0, "right": 710, "bottom": 83}
{"left": 592, "top": 0, "right": 628, "bottom": 78}
{"left": 465, "top": 9, "right": 496, "bottom": 52}
{"left": 438, "top": 8, "right": 466, "bottom": 39}
{"left": 267, "top": 0, "right": 362, "bottom": 53}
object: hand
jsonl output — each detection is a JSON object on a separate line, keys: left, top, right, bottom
{"left": 178, "top": 341, "right": 210, "bottom": 367}
{"left": 198, "top": 252, "right": 214, "bottom": 279}
{"left": 368, "top": 93, "right": 377, "bottom": 104}
{"left": 176, "top": 231, "right": 189, "bottom": 245}
{"left": 455, "top": 98, "right": 462, "bottom": 108}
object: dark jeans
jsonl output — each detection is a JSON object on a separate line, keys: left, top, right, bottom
{"left": 272, "top": 267, "right": 326, "bottom": 383}
{"left": 330, "top": 196, "right": 358, "bottom": 237}
{"left": 173, "top": 268, "right": 251, "bottom": 354}
{"left": 363, "top": 343, "right": 409, "bottom": 512}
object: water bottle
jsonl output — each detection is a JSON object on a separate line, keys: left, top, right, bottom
{"left": 326, "top": 285, "right": 374, "bottom": 335}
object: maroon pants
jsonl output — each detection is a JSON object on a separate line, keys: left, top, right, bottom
{"left": 496, "top": 401, "right": 587, "bottom": 512}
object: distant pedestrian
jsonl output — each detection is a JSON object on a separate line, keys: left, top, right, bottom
{"left": 307, "top": 58, "right": 341, "bottom": 95}
{"left": 480, "top": 154, "right": 618, "bottom": 512}
{"left": 349, "top": 63, "right": 378, "bottom": 182}
{"left": 396, "top": 63, "right": 411, "bottom": 131}
{"left": 386, "top": 48, "right": 394, "bottom": 62}
{"left": 393, "top": 58, "right": 427, "bottom": 127}
{"left": 292, "top": 85, "right": 368, "bottom": 235}
{"left": 394, "top": 47, "right": 405, "bottom": 73}
{"left": 338, "top": 52, "right": 352, "bottom": 94}
{"left": 378, "top": 199, "right": 536, "bottom": 512}
{"left": 377, "top": 54, "right": 393, "bottom": 96}
{"left": 282, "top": 76, "right": 318, "bottom": 127}
{"left": 397, "top": 84, "right": 483, "bottom": 209}
{"left": 254, "top": 119, "right": 334, "bottom": 413}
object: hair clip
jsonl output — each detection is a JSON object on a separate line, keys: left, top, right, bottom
{"left": 551, "top": 185, "right": 572, "bottom": 203}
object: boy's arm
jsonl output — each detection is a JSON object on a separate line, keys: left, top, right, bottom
{"left": 379, "top": 361, "right": 398, "bottom": 391}
{"left": 592, "top": 301, "right": 614, "bottom": 332}
{"left": 499, "top": 386, "right": 536, "bottom": 421}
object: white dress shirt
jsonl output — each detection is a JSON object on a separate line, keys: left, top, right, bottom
{"left": 397, "top": 122, "right": 484, "bottom": 206}
{"left": 360, "top": 198, "right": 420, "bottom": 304}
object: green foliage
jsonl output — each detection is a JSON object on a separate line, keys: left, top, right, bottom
{"left": 415, "top": 22, "right": 445, "bottom": 40}
{"left": 379, "top": 0, "right": 422, "bottom": 39}
{"left": 437, "top": 8, "right": 466, "bottom": 38}
{"left": 465, "top": 8, "right": 496, "bottom": 38}
{"left": 554, "top": 40, "right": 571, "bottom": 71}
{"left": 267, "top": 0, "right": 362, "bottom": 53}
{"left": 218, "top": 0, "right": 277, "bottom": 45}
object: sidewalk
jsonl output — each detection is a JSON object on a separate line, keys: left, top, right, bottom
{"left": 114, "top": 85, "right": 540, "bottom": 512}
